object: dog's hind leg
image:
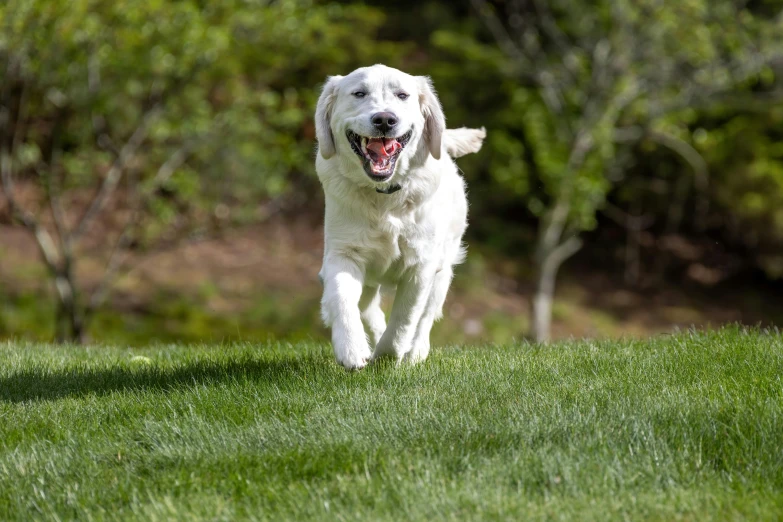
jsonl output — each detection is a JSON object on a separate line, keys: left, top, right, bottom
{"left": 405, "top": 266, "right": 454, "bottom": 364}
{"left": 373, "top": 267, "right": 436, "bottom": 361}
{"left": 359, "top": 285, "right": 386, "bottom": 349}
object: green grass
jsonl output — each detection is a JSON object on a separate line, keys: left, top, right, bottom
{"left": 1, "top": 327, "right": 782, "bottom": 521}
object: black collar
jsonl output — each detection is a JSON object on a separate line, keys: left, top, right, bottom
{"left": 376, "top": 184, "right": 402, "bottom": 195}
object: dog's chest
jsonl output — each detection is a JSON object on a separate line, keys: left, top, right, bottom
{"left": 363, "top": 212, "right": 428, "bottom": 283}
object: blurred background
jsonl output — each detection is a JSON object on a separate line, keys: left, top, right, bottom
{"left": 1, "top": 0, "right": 783, "bottom": 346}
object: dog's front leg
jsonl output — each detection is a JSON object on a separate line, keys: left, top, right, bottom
{"left": 321, "top": 256, "right": 371, "bottom": 369}
{"left": 373, "top": 265, "right": 435, "bottom": 361}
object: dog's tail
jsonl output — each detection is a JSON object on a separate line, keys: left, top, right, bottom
{"left": 444, "top": 127, "right": 486, "bottom": 158}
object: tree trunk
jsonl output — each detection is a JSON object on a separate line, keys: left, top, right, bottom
{"left": 530, "top": 235, "right": 583, "bottom": 343}
{"left": 531, "top": 257, "right": 557, "bottom": 343}
{"left": 54, "top": 273, "right": 87, "bottom": 344}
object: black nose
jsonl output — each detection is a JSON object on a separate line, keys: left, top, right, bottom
{"left": 371, "top": 112, "right": 398, "bottom": 133}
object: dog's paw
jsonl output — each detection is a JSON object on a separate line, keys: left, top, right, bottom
{"left": 403, "top": 340, "right": 430, "bottom": 365}
{"left": 336, "top": 347, "right": 372, "bottom": 370}
{"left": 372, "top": 336, "right": 407, "bottom": 361}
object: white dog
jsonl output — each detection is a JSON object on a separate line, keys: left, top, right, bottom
{"left": 315, "top": 64, "right": 485, "bottom": 369}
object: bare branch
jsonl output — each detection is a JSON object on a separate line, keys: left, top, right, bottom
{"left": 549, "top": 235, "right": 583, "bottom": 270}
{"left": 34, "top": 104, "right": 73, "bottom": 253}
{"left": 471, "top": 0, "right": 575, "bottom": 137}
{"left": 1, "top": 150, "right": 61, "bottom": 272}
{"left": 0, "top": 72, "right": 34, "bottom": 227}
{"left": 530, "top": 0, "right": 579, "bottom": 84}
{"left": 72, "top": 105, "right": 161, "bottom": 240}
{"left": 35, "top": 160, "right": 69, "bottom": 244}
{"left": 647, "top": 130, "right": 709, "bottom": 229}
{"left": 613, "top": 126, "right": 644, "bottom": 143}
{"left": 614, "top": 125, "right": 710, "bottom": 231}
{"left": 602, "top": 202, "right": 653, "bottom": 286}
{"left": 88, "top": 52, "right": 119, "bottom": 156}
{"left": 646, "top": 49, "right": 783, "bottom": 119}
{"left": 74, "top": 60, "right": 211, "bottom": 242}
{"left": 530, "top": 0, "right": 572, "bottom": 53}
{"left": 538, "top": 234, "right": 583, "bottom": 283}
{"left": 88, "top": 208, "right": 135, "bottom": 311}
{"left": 469, "top": 0, "right": 531, "bottom": 71}
{"left": 87, "top": 141, "right": 194, "bottom": 311}
{"left": 602, "top": 202, "right": 655, "bottom": 231}
{"left": 0, "top": 58, "right": 66, "bottom": 284}
{"left": 150, "top": 143, "right": 191, "bottom": 186}
{"left": 647, "top": 132, "right": 707, "bottom": 185}
{"left": 536, "top": 77, "right": 637, "bottom": 262}
{"left": 10, "top": 82, "right": 30, "bottom": 161}
{"left": 536, "top": 130, "right": 594, "bottom": 259}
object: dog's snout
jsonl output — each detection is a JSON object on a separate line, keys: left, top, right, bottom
{"left": 371, "top": 112, "right": 398, "bottom": 133}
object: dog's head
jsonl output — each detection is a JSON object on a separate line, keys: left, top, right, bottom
{"left": 315, "top": 64, "right": 445, "bottom": 186}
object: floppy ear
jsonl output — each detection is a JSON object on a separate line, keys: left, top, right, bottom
{"left": 315, "top": 75, "right": 343, "bottom": 160}
{"left": 418, "top": 76, "right": 446, "bottom": 160}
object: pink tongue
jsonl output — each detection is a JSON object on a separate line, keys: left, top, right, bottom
{"left": 367, "top": 138, "right": 400, "bottom": 158}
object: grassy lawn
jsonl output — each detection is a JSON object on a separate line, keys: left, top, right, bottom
{"left": 1, "top": 327, "right": 781, "bottom": 520}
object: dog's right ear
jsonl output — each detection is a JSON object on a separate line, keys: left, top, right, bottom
{"left": 315, "top": 75, "right": 343, "bottom": 160}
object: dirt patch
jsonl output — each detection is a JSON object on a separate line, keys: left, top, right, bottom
{"left": 2, "top": 217, "right": 780, "bottom": 344}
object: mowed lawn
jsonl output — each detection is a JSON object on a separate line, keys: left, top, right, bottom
{"left": 1, "top": 328, "right": 782, "bottom": 521}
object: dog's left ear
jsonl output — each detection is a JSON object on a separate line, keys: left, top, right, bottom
{"left": 315, "top": 75, "right": 343, "bottom": 160}
{"left": 418, "top": 76, "right": 446, "bottom": 160}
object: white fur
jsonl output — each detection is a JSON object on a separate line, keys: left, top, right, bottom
{"left": 315, "top": 64, "right": 485, "bottom": 369}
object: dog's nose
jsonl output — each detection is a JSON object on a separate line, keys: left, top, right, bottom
{"left": 371, "top": 112, "right": 398, "bottom": 133}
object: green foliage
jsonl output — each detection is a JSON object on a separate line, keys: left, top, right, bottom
{"left": 429, "top": 0, "right": 782, "bottom": 248}
{"left": 1, "top": 328, "right": 782, "bottom": 520}
{"left": 0, "top": 0, "right": 406, "bottom": 233}
{"left": 0, "top": 0, "right": 414, "bottom": 341}
{"left": 0, "top": 286, "right": 326, "bottom": 345}
{"left": 696, "top": 107, "right": 783, "bottom": 276}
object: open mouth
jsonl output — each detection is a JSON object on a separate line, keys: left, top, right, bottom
{"left": 346, "top": 128, "right": 413, "bottom": 181}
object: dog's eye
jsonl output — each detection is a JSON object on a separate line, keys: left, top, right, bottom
{"left": 397, "top": 92, "right": 409, "bottom": 100}
{"left": 352, "top": 91, "right": 367, "bottom": 98}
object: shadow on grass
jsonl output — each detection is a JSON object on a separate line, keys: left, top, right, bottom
{"left": 0, "top": 355, "right": 329, "bottom": 403}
